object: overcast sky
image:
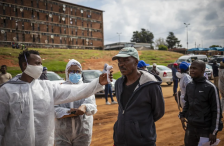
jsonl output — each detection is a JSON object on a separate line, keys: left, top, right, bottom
{"left": 62, "top": 0, "right": 224, "bottom": 48}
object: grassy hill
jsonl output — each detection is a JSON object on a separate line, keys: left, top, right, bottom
{"left": 0, "top": 47, "right": 183, "bottom": 79}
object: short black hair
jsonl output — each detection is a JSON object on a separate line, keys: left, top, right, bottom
{"left": 180, "top": 68, "right": 189, "bottom": 73}
{"left": 18, "top": 50, "right": 39, "bottom": 70}
{"left": 1, "top": 65, "right": 7, "bottom": 68}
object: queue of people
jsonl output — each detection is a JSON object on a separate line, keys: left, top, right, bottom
{"left": 0, "top": 47, "right": 223, "bottom": 146}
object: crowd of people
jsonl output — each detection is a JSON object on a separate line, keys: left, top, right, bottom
{"left": 0, "top": 47, "right": 223, "bottom": 146}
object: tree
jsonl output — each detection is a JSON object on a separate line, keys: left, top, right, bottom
{"left": 166, "top": 32, "right": 180, "bottom": 49}
{"left": 130, "top": 28, "right": 154, "bottom": 44}
{"left": 209, "top": 45, "right": 222, "bottom": 48}
{"left": 155, "top": 38, "right": 167, "bottom": 47}
{"left": 158, "top": 45, "right": 168, "bottom": 50}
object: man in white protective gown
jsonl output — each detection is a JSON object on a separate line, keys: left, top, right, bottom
{"left": 0, "top": 50, "right": 112, "bottom": 146}
{"left": 54, "top": 59, "right": 97, "bottom": 146}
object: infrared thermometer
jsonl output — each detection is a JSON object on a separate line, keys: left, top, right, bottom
{"left": 106, "top": 65, "right": 113, "bottom": 83}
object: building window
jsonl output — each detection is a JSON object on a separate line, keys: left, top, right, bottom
{"left": 60, "top": 27, "right": 61, "bottom": 33}
{"left": 16, "top": 21, "right": 18, "bottom": 30}
{"left": 87, "top": 30, "right": 89, "bottom": 36}
{"left": 15, "top": 0, "right": 17, "bottom": 3}
{"left": 52, "top": 26, "right": 54, "bottom": 32}
{"left": 52, "top": 38, "right": 54, "bottom": 43}
{"left": 32, "top": 10, "right": 34, "bottom": 19}
{"left": 3, "top": 6, "right": 5, "bottom": 15}
{"left": 3, "top": 19, "right": 6, "bottom": 27}
{"left": 32, "top": 23, "right": 34, "bottom": 30}
{"left": 64, "top": 38, "right": 66, "bottom": 44}
{"left": 72, "top": 38, "right": 74, "bottom": 45}
{"left": 47, "top": 36, "right": 49, "bottom": 43}
{"left": 45, "top": 1, "right": 48, "bottom": 10}
{"left": 23, "top": 34, "right": 25, "bottom": 41}
{"left": 46, "top": 15, "right": 48, "bottom": 21}
{"left": 82, "top": 21, "right": 83, "bottom": 26}
{"left": 46, "top": 25, "right": 48, "bottom": 32}
{"left": 31, "top": 1, "right": 33, "bottom": 7}
{"left": 22, "top": 11, "right": 24, "bottom": 18}
{"left": 16, "top": 33, "right": 19, "bottom": 41}
{"left": 91, "top": 23, "right": 92, "bottom": 28}
{"left": 38, "top": 24, "right": 40, "bottom": 31}
{"left": 82, "top": 39, "right": 84, "bottom": 45}
{"left": 21, "top": 0, "right": 23, "bottom": 5}
{"left": 64, "top": 28, "right": 66, "bottom": 34}
{"left": 37, "top": 0, "right": 39, "bottom": 8}
{"left": 82, "top": 31, "right": 84, "bottom": 36}
{"left": 60, "top": 37, "right": 62, "bottom": 44}
{"left": 4, "top": 33, "right": 7, "bottom": 41}
{"left": 37, "top": 12, "right": 39, "bottom": 20}
{"left": 76, "top": 39, "right": 77, "bottom": 45}
{"left": 22, "top": 22, "right": 24, "bottom": 30}
{"left": 87, "top": 23, "right": 89, "bottom": 27}
{"left": 71, "top": 8, "right": 72, "bottom": 15}
{"left": 72, "top": 29, "right": 73, "bottom": 34}
{"left": 51, "top": 4, "right": 53, "bottom": 11}
{"left": 51, "top": 17, "right": 53, "bottom": 22}
{"left": 75, "top": 9, "right": 76, "bottom": 15}
{"left": 91, "top": 31, "right": 92, "bottom": 37}
{"left": 75, "top": 19, "right": 77, "bottom": 25}
{"left": 15, "top": 8, "right": 18, "bottom": 17}
{"left": 75, "top": 29, "right": 77, "bottom": 35}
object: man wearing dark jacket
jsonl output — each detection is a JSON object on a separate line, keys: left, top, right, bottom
{"left": 212, "top": 60, "right": 219, "bottom": 88}
{"left": 179, "top": 60, "right": 223, "bottom": 146}
{"left": 112, "top": 47, "right": 165, "bottom": 146}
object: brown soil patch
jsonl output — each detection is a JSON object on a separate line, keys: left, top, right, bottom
{"left": 0, "top": 55, "right": 18, "bottom": 67}
{"left": 91, "top": 83, "right": 224, "bottom": 146}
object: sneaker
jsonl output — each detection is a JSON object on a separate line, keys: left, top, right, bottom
{"left": 106, "top": 101, "right": 111, "bottom": 105}
{"left": 111, "top": 101, "right": 118, "bottom": 104}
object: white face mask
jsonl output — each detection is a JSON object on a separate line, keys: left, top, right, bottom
{"left": 24, "top": 64, "right": 43, "bottom": 79}
{"left": 23, "top": 53, "right": 43, "bottom": 79}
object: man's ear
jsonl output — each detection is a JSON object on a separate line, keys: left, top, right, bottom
{"left": 21, "top": 62, "right": 27, "bottom": 72}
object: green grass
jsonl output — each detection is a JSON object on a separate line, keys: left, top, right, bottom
{"left": 139, "top": 50, "right": 182, "bottom": 66}
{"left": 0, "top": 48, "right": 183, "bottom": 79}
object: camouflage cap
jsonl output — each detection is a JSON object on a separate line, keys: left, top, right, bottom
{"left": 112, "top": 47, "right": 139, "bottom": 60}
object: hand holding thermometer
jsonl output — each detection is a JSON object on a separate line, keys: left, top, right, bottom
{"left": 106, "top": 65, "right": 113, "bottom": 83}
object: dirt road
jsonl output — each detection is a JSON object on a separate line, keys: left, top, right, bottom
{"left": 91, "top": 83, "right": 224, "bottom": 146}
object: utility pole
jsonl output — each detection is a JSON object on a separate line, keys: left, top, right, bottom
{"left": 184, "top": 23, "right": 190, "bottom": 49}
{"left": 117, "top": 32, "right": 122, "bottom": 43}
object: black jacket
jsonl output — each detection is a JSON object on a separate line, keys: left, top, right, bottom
{"left": 113, "top": 70, "right": 165, "bottom": 146}
{"left": 179, "top": 77, "right": 223, "bottom": 134}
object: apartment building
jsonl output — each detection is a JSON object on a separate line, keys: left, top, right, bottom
{"left": 0, "top": 0, "right": 104, "bottom": 49}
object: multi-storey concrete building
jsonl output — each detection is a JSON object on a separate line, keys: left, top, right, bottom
{"left": 0, "top": 0, "right": 104, "bottom": 49}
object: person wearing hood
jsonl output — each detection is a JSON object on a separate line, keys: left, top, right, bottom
{"left": 176, "top": 62, "right": 192, "bottom": 108}
{"left": 0, "top": 50, "right": 112, "bottom": 146}
{"left": 219, "top": 58, "right": 224, "bottom": 113}
{"left": 54, "top": 59, "right": 97, "bottom": 146}
{"left": 137, "top": 60, "right": 149, "bottom": 71}
{"left": 112, "top": 47, "right": 164, "bottom": 146}
{"left": 102, "top": 63, "right": 117, "bottom": 105}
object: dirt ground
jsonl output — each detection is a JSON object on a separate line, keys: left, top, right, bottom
{"left": 91, "top": 83, "right": 224, "bottom": 146}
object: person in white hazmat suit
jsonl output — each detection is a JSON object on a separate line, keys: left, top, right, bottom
{"left": 219, "top": 59, "right": 224, "bottom": 113}
{"left": 54, "top": 59, "right": 97, "bottom": 146}
{"left": 0, "top": 50, "right": 113, "bottom": 146}
{"left": 176, "top": 62, "right": 192, "bottom": 108}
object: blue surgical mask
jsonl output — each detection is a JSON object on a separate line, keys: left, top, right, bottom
{"left": 69, "top": 73, "right": 81, "bottom": 84}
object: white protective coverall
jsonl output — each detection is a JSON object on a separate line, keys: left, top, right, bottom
{"left": 0, "top": 74, "right": 103, "bottom": 146}
{"left": 218, "top": 63, "right": 224, "bottom": 113}
{"left": 176, "top": 72, "right": 192, "bottom": 108}
{"left": 54, "top": 59, "right": 97, "bottom": 146}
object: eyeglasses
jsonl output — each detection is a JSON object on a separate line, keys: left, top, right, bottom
{"left": 68, "top": 70, "right": 82, "bottom": 74}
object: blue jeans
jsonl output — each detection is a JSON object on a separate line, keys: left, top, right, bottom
{"left": 105, "top": 84, "right": 114, "bottom": 102}
{"left": 173, "top": 79, "right": 178, "bottom": 94}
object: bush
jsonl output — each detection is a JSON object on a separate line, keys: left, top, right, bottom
{"left": 158, "top": 45, "right": 168, "bottom": 50}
